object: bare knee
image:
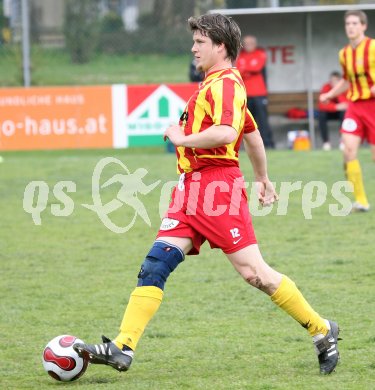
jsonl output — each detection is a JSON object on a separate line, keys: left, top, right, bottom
{"left": 342, "top": 135, "right": 361, "bottom": 162}
{"left": 343, "top": 146, "right": 357, "bottom": 162}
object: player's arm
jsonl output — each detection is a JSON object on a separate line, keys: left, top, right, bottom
{"left": 243, "top": 130, "right": 278, "bottom": 206}
{"left": 319, "top": 78, "right": 349, "bottom": 103}
{"left": 247, "top": 50, "right": 267, "bottom": 73}
{"left": 164, "top": 124, "right": 237, "bottom": 148}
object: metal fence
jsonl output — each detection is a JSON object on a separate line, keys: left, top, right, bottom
{"left": 0, "top": 0, "right": 367, "bottom": 87}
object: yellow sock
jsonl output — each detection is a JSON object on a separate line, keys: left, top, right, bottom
{"left": 114, "top": 286, "right": 163, "bottom": 351}
{"left": 271, "top": 275, "right": 328, "bottom": 336}
{"left": 346, "top": 159, "right": 369, "bottom": 206}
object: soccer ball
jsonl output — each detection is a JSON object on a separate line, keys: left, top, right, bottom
{"left": 42, "top": 335, "right": 89, "bottom": 382}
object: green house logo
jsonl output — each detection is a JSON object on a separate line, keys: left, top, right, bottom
{"left": 139, "top": 96, "right": 169, "bottom": 119}
{"left": 127, "top": 85, "right": 186, "bottom": 138}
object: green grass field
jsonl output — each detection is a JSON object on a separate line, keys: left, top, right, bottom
{"left": 1, "top": 147, "right": 374, "bottom": 389}
{"left": 0, "top": 47, "right": 191, "bottom": 87}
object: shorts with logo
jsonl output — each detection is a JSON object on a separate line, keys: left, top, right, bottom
{"left": 340, "top": 98, "right": 375, "bottom": 144}
{"left": 156, "top": 166, "right": 257, "bottom": 255}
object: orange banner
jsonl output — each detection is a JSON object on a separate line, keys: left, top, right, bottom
{"left": 0, "top": 86, "right": 112, "bottom": 150}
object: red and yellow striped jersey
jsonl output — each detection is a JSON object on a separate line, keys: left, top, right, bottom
{"left": 176, "top": 68, "right": 257, "bottom": 173}
{"left": 339, "top": 36, "right": 375, "bottom": 101}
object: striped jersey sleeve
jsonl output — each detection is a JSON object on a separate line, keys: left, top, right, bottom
{"left": 244, "top": 108, "right": 257, "bottom": 134}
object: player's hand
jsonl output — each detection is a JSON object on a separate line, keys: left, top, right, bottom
{"left": 164, "top": 124, "right": 185, "bottom": 146}
{"left": 319, "top": 92, "right": 331, "bottom": 103}
{"left": 255, "top": 179, "right": 278, "bottom": 207}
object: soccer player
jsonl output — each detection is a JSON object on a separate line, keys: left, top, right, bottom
{"left": 74, "top": 13, "right": 340, "bottom": 375}
{"left": 320, "top": 10, "right": 375, "bottom": 212}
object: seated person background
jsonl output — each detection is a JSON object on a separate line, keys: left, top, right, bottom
{"left": 318, "top": 71, "right": 348, "bottom": 151}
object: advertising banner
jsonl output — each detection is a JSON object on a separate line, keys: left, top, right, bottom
{"left": 0, "top": 86, "right": 113, "bottom": 150}
{"left": 125, "top": 83, "right": 197, "bottom": 147}
{"left": 0, "top": 83, "right": 199, "bottom": 151}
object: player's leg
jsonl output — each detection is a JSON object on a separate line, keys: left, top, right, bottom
{"left": 342, "top": 132, "right": 369, "bottom": 210}
{"left": 74, "top": 237, "right": 192, "bottom": 372}
{"left": 114, "top": 237, "right": 192, "bottom": 351}
{"left": 74, "top": 173, "right": 200, "bottom": 372}
{"left": 370, "top": 108, "right": 375, "bottom": 162}
{"left": 206, "top": 167, "right": 330, "bottom": 338}
{"left": 226, "top": 245, "right": 340, "bottom": 374}
{"left": 226, "top": 244, "right": 327, "bottom": 334}
{"left": 252, "top": 96, "right": 274, "bottom": 148}
{"left": 318, "top": 111, "right": 330, "bottom": 149}
{"left": 342, "top": 132, "right": 361, "bottom": 161}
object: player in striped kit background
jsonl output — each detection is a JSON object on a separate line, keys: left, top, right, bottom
{"left": 320, "top": 10, "right": 375, "bottom": 212}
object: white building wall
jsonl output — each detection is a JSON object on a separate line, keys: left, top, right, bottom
{"left": 234, "top": 10, "right": 375, "bottom": 92}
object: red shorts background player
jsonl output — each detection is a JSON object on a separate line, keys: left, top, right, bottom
{"left": 74, "top": 13, "right": 340, "bottom": 376}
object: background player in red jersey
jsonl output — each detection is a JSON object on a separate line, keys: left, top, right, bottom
{"left": 320, "top": 10, "right": 375, "bottom": 212}
{"left": 236, "top": 35, "right": 275, "bottom": 149}
{"left": 74, "top": 13, "right": 340, "bottom": 376}
{"left": 317, "top": 71, "right": 348, "bottom": 151}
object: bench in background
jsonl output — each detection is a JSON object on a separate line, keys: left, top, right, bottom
{"left": 267, "top": 92, "right": 318, "bottom": 148}
{"left": 267, "top": 91, "right": 319, "bottom": 115}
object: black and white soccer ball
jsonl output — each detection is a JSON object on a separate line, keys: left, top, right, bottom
{"left": 42, "top": 335, "right": 89, "bottom": 382}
